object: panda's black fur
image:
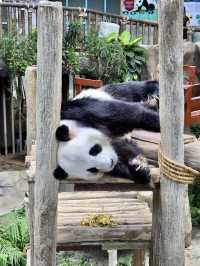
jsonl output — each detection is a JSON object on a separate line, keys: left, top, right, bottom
{"left": 101, "top": 80, "right": 159, "bottom": 104}
{"left": 54, "top": 80, "right": 160, "bottom": 184}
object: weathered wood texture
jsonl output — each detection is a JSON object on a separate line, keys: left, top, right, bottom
{"left": 57, "top": 192, "right": 152, "bottom": 245}
{"left": 132, "top": 130, "right": 200, "bottom": 171}
{"left": 34, "top": 2, "right": 62, "bottom": 266}
{"left": 133, "top": 249, "right": 146, "bottom": 266}
{"left": 108, "top": 250, "right": 118, "bottom": 266}
{"left": 151, "top": 1, "right": 186, "bottom": 266}
{"left": 25, "top": 66, "right": 37, "bottom": 266}
{"left": 25, "top": 66, "right": 37, "bottom": 156}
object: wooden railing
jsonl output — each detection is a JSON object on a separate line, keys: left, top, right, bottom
{"left": 0, "top": 3, "right": 159, "bottom": 45}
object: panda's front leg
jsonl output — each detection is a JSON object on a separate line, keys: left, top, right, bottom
{"left": 109, "top": 138, "right": 153, "bottom": 185}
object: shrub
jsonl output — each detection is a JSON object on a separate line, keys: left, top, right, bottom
{"left": 84, "top": 31, "right": 128, "bottom": 84}
{"left": 189, "top": 124, "right": 200, "bottom": 225}
{"left": 107, "top": 31, "right": 146, "bottom": 80}
{"left": 0, "top": 30, "right": 37, "bottom": 75}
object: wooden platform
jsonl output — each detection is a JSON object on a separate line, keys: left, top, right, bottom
{"left": 57, "top": 191, "right": 152, "bottom": 250}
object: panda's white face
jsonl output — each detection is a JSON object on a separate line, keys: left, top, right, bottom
{"left": 57, "top": 120, "right": 118, "bottom": 181}
{"left": 135, "top": 0, "right": 143, "bottom": 8}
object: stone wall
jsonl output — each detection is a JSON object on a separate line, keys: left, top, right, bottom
{"left": 142, "top": 41, "right": 200, "bottom": 81}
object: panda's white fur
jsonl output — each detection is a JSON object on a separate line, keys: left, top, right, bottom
{"left": 74, "top": 88, "right": 114, "bottom": 101}
{"left": 57, "top": 120, "right": 118, "bottom": 180}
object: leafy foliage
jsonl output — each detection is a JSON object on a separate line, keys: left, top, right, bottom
{"left": 0, "top": 30, "right": 37, "bottom": 75}
{"left": 0, "top": 209, "right": 29, "bottom": 266}
{"left": 63, "top": 19, "right": 84, "bottom": 50}
{"left": 58, "top": 258, "right": 92, "bottom": 266}
{"left": 191, "top": 124, "right": 200, "bottom": 138}
{"left": 84, "top": 31, "right": 128, "bottom": 84}
{"left": 189, "top": 124, "right": 200, "bottom": 225}
{"left": 189, "top": 178, "right": 200, "bottom": 225}
{"left": 107, "top": 31, "right": 146, "bottom": 81}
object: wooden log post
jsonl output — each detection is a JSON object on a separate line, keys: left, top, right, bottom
{"left": 25, "top": 66, "right": 37, "bottom": 156}
{"left": 25, "top": 66, "right": 37, "bottom": 266}
{"left": 34, "top": 2, "right": 62, "bottom": 266}
{"left": 151, "top": 1, "right": 186, "bottom": 266}
{"left": 107, "top": 250, "right": 118, "bottom": 266}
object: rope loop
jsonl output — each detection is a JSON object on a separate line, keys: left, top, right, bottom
{"left": 158, "top": 145, "right": 200, "bottom": 184}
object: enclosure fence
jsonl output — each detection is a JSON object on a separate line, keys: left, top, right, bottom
{"left": 0, "top": 2, "right": 159, "bottom": 44}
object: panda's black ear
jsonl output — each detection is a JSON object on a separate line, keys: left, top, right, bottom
{"left": 56, "top": 125, "right": 69, "bottom": 141}
{"left": 53, "top": 165, "right": 68, "bottom": 180}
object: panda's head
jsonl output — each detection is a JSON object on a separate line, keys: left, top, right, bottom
{"left": 135, "top": 0, "right": 143, "bottom": 8}
{"left": 53, "top": 120, "right": 118, "bottom": 181}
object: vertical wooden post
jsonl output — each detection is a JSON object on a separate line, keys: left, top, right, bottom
{"left": 34, "top": 2, "right": 63, "bottom": 266}
{"left": 25, "top": 66, "right": 37, "bottom": 156}
{"left": 151, "top": 1, "right": 186, "bottom": 265}
{"left": 107, "top": 250, "right": 118, "bottom": 266}
{"left": 132, "top": 249, "right": 146, "bottom": 266}
{"left": 25, "top": 66, "right": 37, "bottom": 266}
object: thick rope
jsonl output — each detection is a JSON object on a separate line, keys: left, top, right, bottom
{"left": 158, "top": 146, "right": 200, "bottom": 184}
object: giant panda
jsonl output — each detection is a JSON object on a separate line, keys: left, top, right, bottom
{"left": 135, "top": 0, "right": 156, "bottom": 13}
{"left": 53, "top": 80, "right": 159, "bottom": 185}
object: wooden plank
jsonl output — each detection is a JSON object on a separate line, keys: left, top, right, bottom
{"left": 191, "top": 96, "right": 200, "bottom": 112}
{"left": 102, "top": 241, "right": 151, "bottom": 250}
{"left": 151, "top": 1, "right": 185, "bottom": 266}
{"left": 33, "top": 2, "right": 62, "bottom": 266}
{"left": 132, "top": 130, "right": 200, "bottom": 171}
{"left": 73, "top": 183, "right": 155, "bottom": 192}
{"left": 58, "top": 191, "right": 142, "bottom": 200}
{"left": 57, "top": 225, "right": 152, "bottom": 244}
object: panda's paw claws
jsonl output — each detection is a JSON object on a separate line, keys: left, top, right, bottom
{"left": 129, "top": 155, "right": 148, "bottom": 170}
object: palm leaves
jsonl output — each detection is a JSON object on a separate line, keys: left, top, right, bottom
{"left": 0, "top": 209, "right": 29, "bottom": 266}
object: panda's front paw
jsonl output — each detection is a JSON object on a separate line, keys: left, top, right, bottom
{"left": 129, "top": 155, "right": 148, "bottom": 170}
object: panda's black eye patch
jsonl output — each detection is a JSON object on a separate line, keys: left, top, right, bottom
{"left": 87, "top": 167, "right": 99, "bottom": 173}
{"left": 89, "top": 144, "right": 102, "bottom": 156}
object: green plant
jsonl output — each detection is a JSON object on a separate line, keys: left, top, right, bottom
{"left": 84, "top": 31, "right": 128, "bottom": 84}
{"left": 191, "top": 124, "right": 200, "bottom": 138}
{"left": 0, "top": 208, "right": 29, "bottom": 266}
{"left": 63, "top": 20, "right": 84, "bottom": 50}
{"left": 189, "top": 178, "right": 200, "bottom": 225}
{"left": 107, "top": 31, "right": 146, "bottom": 80}
{"left": 58, "top": 257, "right": 92, "bottom": 266}
{"left": 0, "top": 30, "right": 37, "bottom": 75}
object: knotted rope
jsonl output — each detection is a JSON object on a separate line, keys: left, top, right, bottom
{"left": 158, "top": 146, "right": 200, "bottom": 184}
